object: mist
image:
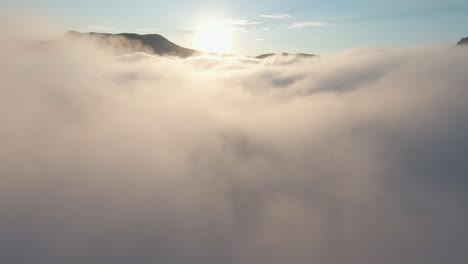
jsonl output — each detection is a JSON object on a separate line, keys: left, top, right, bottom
{"left": 1, "top": 19, "right": 468, "bottom": 264}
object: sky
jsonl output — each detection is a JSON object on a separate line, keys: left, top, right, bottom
{"left": 2, "top": 0, "right": 468, "bottom": 54}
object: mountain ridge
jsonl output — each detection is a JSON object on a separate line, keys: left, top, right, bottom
{"left": 62, "top": 31, "right": 318, "bottom": 59}
{"left": 458, "top": 37, "right": 468, "bottom": 46}
{"left": 64, "top": 30, "right": 199, "bottom": 58}
{"left": 42, "top": 31, "right": 468, "bottom": 58}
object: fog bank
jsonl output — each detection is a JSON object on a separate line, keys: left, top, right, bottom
{"left": 1, "top": 21, "right": 468, "bottom": 264}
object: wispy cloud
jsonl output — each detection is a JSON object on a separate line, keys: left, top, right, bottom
{"left": 250, "top": 27, "right": 270, "bottom": 32}
{"left": 177, "top": 19, "right": 262, "bottom": 35}
{"left": 261, "top": 13, "right": 291, "bottom": 19}
{"left": 288, "top": 21, "right": 335, "bottom": 29}
{"left": 226, "top": 19, "right": 262, "bottom": 26}
{"left": 255, "top": 38, "right": 265, "bottom": 42}
{"left": 87, "top": 25, "right": 117, "bottom": 32}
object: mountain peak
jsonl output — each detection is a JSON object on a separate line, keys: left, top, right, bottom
{"left": 457, "top": 37, "right": 468, "bottom": 46}
{"left": 64, "top": 31, "right": 199, "bottom": 58}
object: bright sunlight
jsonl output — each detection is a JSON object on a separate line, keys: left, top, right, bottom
{"left": 193, "top": 19, "right": 233, "bottom": 53}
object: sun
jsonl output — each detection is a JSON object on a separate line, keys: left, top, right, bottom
{"left": 193, "top": 19, "right": 233, "bottom": 53}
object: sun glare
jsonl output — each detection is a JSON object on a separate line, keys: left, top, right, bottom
{"left": 193, "top": 19, "right": 233, "bottom": 53}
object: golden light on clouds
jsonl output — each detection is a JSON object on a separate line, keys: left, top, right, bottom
{"left": 193, "top": 19, "right": 234, "bottom": 53}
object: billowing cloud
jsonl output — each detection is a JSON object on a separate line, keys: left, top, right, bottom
{"left": 261, "top": 13, "right": 291, "bottom": 19}
{"left": 288, "top": 21, "right": 335, "bottom": 29}
{"left": 1, "top": 17, "right": 468, "bottom": 264}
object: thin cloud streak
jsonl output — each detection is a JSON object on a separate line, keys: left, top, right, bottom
{"left": 261, "top": 13, "right": 291, "bottom": 19}
{"left": 288, "top": 21, "right": 335, "bottom": 29}
{"left": 176, "top": 19, "right": 263, "bottom": 35}
{"left": 227, "top": 19, "right": 262, "bottom": 26}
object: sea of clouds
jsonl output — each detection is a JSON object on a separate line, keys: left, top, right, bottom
{"left": 1, "top": 16, "right": 468, "bottom": 264}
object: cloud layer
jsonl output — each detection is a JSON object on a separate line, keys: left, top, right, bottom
{"left": 1, "top": 20, "right": 468, "bottom": 264}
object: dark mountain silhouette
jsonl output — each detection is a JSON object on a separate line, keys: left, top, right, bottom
{"left": 255, "top": 52, "right": 316, "bottom": 59}
{"left": 60, "top": 32, "right": 317, "bottom": 59}
{"left": 64, "top": 31, "right": 199, "bottom": 58}
{"left": 40, "top": 32, "right": 465, "bottom": 59}
{"left": 458, "top": 37, "right": 468, "bottom": 46}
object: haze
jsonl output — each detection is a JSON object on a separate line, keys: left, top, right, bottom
{"left": 1, "top": 6, "right": 468, "bottom": 264}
